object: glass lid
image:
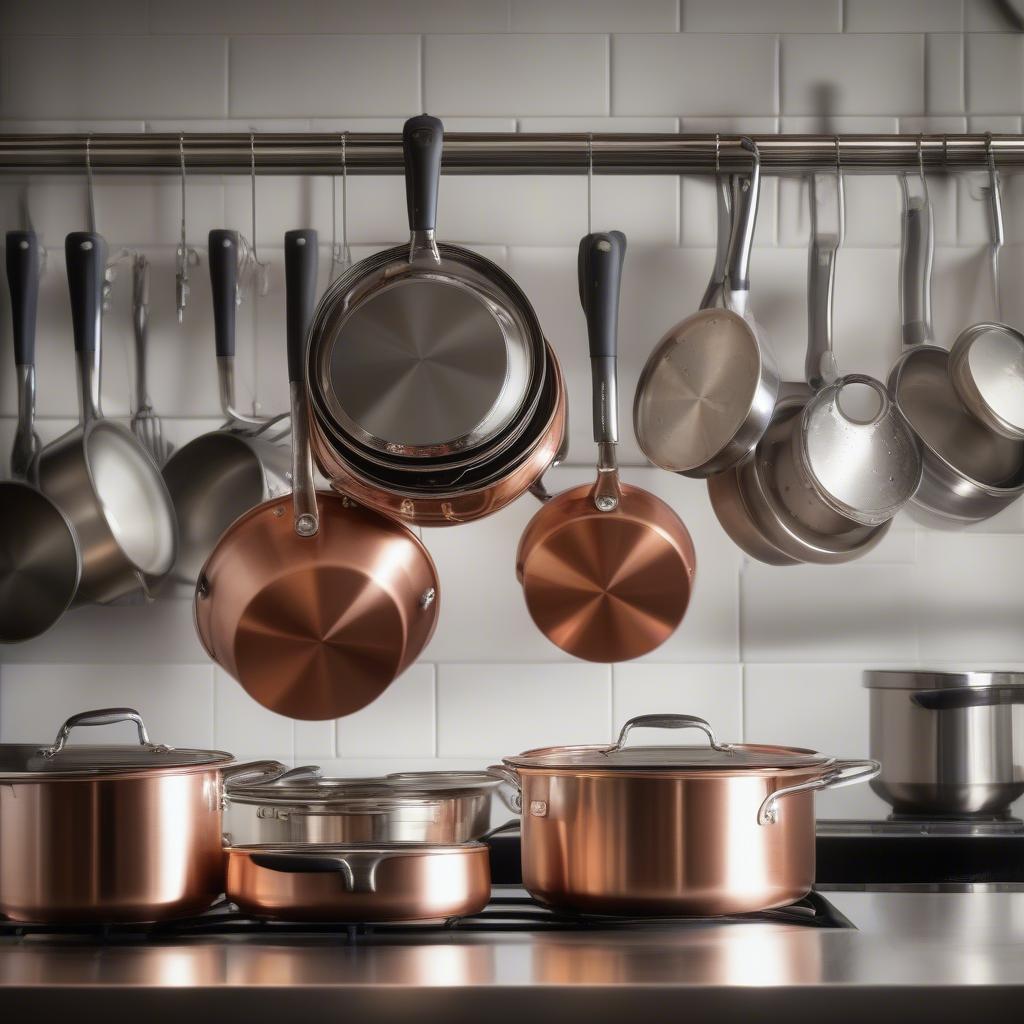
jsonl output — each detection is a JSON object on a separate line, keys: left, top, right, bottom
{"left": 503, "top": 714, "right": 832, "bottom": 771}
{"left": 2, "top": 708, "right": 231, "bottom": 776}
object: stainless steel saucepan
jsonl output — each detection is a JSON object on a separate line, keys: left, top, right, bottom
{"left": 162, "top": 229, "right": 291, "bottom": 584}
{"left": 1, "top": 230, "right": 81, "bottom": 642}
{"left": 37, "top": 232, "right": 177, "bottom": 604}
{"left": 865, "top": 670, "right": 1024, "bottom": 818}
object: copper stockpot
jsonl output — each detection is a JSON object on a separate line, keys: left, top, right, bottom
{"left": 493, "top": 714, "right": 878, "bottom": 917}
{"left": 225, "top": 841, "right": 491, "bottom": 922}
{"left": 0, "top": 708, "right": 284, "bottom": 924}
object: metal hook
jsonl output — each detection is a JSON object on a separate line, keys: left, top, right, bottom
{"left": 175, "top": 134, "right": 200, "bottom": 323}
{"left": 240, "top": 131, "right": 270, "bottom": 300}
{"left": 331, "top": 132, "right": 351, "bottom": 281}
{"left": 917, "top": 134, "right": 926, "bottom": 183}
{"left": 586, "top": 133, "right": 593, "bottom": 235}
{"left": 714, "top": 132, "right": 720, "bottom": 176}
{"left": 986, "top": 132, "right": 1005, "bottom": 319}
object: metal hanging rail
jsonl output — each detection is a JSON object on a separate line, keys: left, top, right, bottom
{"left": 0, "top": 133, "right": 1022, "bottom": 176}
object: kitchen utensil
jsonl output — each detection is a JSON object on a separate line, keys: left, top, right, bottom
{"left": 225, "top": 769, "right": 512, "bottom": 846}
{"left": 633, "top": 139, "right": 780, "bottom": 477}
{"left": 708, "top": 173, "right": 905, "bottom": 564}
{"left": 307, "top": 115, "right": 544, "bottom": 464}
{"left": 1, "top": 230, "right": 81, "bottom": 643}
{"left": 226, "top": 840, "right": 492, "bottom": 923}
{"left": 0, "top": 707, "right": 284, "bottom": 923}
{"left": 37, "top": 232, "right": 177, "bottom": 604}
{"left": 195, "top": 229, "right": 439, "bottom": 721}
{"left": 776, "top": 171, "right": 921, "bottom": 529}
{"left": 491, "top": 713, "right": 878, "bottom": 917}
{"left": 310, "top": 342, "right": 566, "bottom": 526}
{"left": 162, "top": 229, "right": 292, "bottom": 585}
{"left": 516, "top": 231, "right": 695, "bottom": 662}
{"left": 864, "top": 670, "right": 1024, "bottom": 818}
{"left": 889, "top": 170, "right": 1024, "bottom": 523}
{"left": 947, "top": 141, "right": 1024, "bottom": 441}
{"left": 129, "top": 253, "right": 173, "bottom": 465}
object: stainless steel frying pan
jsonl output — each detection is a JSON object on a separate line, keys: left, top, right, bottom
{"left": 36, "top": 232, "right": 177, "bottom": 604}
{"left": 1, "top": 230, "right": 80, "bottom": 642}
{"left": 307, "top": 115, "right": 545, "bottom": 463}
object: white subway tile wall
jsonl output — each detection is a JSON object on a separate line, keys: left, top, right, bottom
{"left": 1, "top": 0, "right": 1023, "bottom": 818}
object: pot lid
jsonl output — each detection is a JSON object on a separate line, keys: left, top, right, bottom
{"left": 503, "top": 714, "right": 832, "bottom": 771}
{"left": 863, "top": 669, "right": 1024, "bottom": 690}
{"left": 2, "top": 708, "right": 232, "bottom": 777}
{"left": 226, "top": 766, "right": 502, "bottom": 803}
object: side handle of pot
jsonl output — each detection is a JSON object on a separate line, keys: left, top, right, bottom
{"left": 757, "top": 759, "right": 879, "bottom": 826}
{"left": 486, "top": 765, "right": 523, "bottom": 815}
{"left": 249, "top": 851, "right": 380, "bottom": 893}
{"left": 911, "top": 686, "right": 1024, "bottom": 711}
{"left": 221, "top": 760, "right": 289, "bottom": 788}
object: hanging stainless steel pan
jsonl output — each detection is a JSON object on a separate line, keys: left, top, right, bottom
{"left": 163, "top": 229, "right": 291, "bottom": 585}
{"left": 634, "top": 139, "right": 779, "bottom": 478}
{"left": 888, "top": 171, "right": 1024, "bottom": 523}
{"left": 306, "top": 114, "right": 545, "bottom": 464}
{"left": 195, "top": 230, "right": 439, "bottom": 721}
{"left": 1, "top": 230, "right": 80, "bottom": 642}
{"left": 37, "top": 232, "right": 177, "bottom": 604}
{"left": 947, "top": 149, "right": 1024, "bottom": 441}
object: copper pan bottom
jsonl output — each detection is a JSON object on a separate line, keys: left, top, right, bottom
{"left": 516, "top": 482, "right": 695, "bottom": 662}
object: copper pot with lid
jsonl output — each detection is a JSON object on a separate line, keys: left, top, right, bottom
{"left": 0, "top": 707, "right": 284, "bottom": 923}
{"left": 224, "top": 767, "right": 516, "bottom": 845}
{"left": 491, "top": 713, "right": 878, "bottom": 917}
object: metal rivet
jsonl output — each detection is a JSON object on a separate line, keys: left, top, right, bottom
{"left": 81, "top": 240, "right": 93, "bottom": 251}
{"left": 419, "top": 587, "right": 436, "bottom": 610}
{"left": 295, "top": 513, "right": 317, "bottom": 537}
{"left": 595, "top": 496, "right": 617, "bottom": 512}
{"left": 18, "top": 240, "right": 29, "bottom": 251}
{"left": 223, "top": 238, "right": 233, "bottom": 248}
{"left": 296, "top": 237, "right": 306, "bottom": 247}
{"left": 273, "top": 506, "right": 285, "bottom": 518}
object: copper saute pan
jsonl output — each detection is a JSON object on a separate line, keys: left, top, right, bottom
{"left": 195, "top": 230, "right": 439, "bottom": 721}
{"left": 516, "top": 232, "right": 695, "bottom": 661}
{"left": 491, "top": 713, "right": 878, "bottom": 917}
{"left": 0, "top": 707, "right": 284, "bottom": 924}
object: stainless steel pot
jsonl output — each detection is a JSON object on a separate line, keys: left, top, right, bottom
{"left": 0, "top": 707, "right": 284, "bottom": 923}
{"left": 492, "top": 713, "right": 878, "bottom": 917}
{"left": 224, "top": 768, "right": 512, "bottom": 845}
{"left": 864, "top": 670, "right": 1024, "bottom": 817}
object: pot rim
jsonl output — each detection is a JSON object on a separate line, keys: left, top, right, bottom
{"left": 501, "top": 760, "right": 834, "bottom": 780}
{"left": 228, "top": 841, "right": 488, "bottom": 856}
{"left": 864, "top": 669, "right": 1024, "bottom": 691}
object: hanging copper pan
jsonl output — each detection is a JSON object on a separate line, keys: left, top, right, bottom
{"left": 516, "top": 232, "right": 695, "bottom": 662}
{"left": 195, "top": 230, "right": 439, "bottom": 721}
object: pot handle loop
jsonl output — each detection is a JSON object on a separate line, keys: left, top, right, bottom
{"left": 486, "top": 765, "right": 523, "bottom": 814}
{"left": 221, "top": 759, "right": 290, "bottom": 787}
{"left": 612, "top": 714, "right": 732, "bottom": 753}
{"left": 757, "top": 759, "right": 880, "bottom": 826}
{"left": 41, "top": 707, "right": 151, "bottom": 758}
{"left": 250, "top": 851, "right": 382, "bottom": 892}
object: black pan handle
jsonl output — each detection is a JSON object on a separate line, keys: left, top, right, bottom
{"left": 208, "top": 229, "right": 238, "bottom": 358}
{"left": 6, "top": 230, "right": 39, "bottom": 368}
{"left": 578, "top": 230, "right": 626, "bottom": 446}
{"left": 911, "top": 686, "right": 1024, "bottom": 711}
{"left": 285, "top": 229, "right": 318, "bottom": 384}
{"left": 403, "top": 114, "right": 443, "bottom": 234}
{"left": 65, "top": 231, "right": 106, "bottom": 357}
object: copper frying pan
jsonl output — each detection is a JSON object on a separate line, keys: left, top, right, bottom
{"left": 516, "top": 232, "right": 696, "bottom": 662}
{"left": 195, "top": 229, "right": 439, "bottom": 721}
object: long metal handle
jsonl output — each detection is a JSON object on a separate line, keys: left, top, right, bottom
{"left": 612, "top": 713, "right": 732, "bottom": 753}
{"left": 757, "top": 759, "right": 880, "bottom": 826}
{"left": 899, "top": 174, "right": 934, "bottom": 347}
{"left": 699, "top": 177, "right": 732, "bottom": 310}
{"left": 66, "top": 231, "right": 106, "bottom": 425}
{"left": 4, "top": 133, "right": 1023, "bottom": 176}
{"left": 724, "top": 137, "right": 760, "bottom": 312}
{"left": 132, "top": 252, "right": 150, "bottom": 408}
{"left": 806, "top": 172, "right": 843, "bottom": 389}
{"left": 41, "top": 707, "right": 150, "bottom": 757}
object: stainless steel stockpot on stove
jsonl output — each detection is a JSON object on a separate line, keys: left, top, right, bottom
{"left": 224, "top": 768, "right": 513, "bottom": 845}
{"left": 864, "top": 670, "right": 1024, "bottom": 817}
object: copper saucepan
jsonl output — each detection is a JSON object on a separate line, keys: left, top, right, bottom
{"left": 195, "top": 230, "right": 439, "bottom": 721}
{"left": 516, "top": 232, "right": 695, "bottom": 661}
{"left": 492, "top": 713, "right": 878, "bottom": 917}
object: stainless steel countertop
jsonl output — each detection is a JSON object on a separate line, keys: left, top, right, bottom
{"left": 1, "top": 888, "right": 1022, "bottom": 1022}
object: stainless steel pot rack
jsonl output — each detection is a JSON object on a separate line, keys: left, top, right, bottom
{"left": 0, "top": 133, "right": 1022, "bottom": 176}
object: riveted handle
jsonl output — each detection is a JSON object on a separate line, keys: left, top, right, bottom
{"left": 285, "top": 229, "right": 318, "bottom": 384}
{"left": 899, "top": 175, "right": 934, "bottom": 348}
{"left": 65, "top": 231, "right": 106, "bottom": 357}
{"left": 208, "top": 229, "right": 239, "bottom": 358}
{"left": 404, "top": 114, "right": 443, "bottom": 234}
{"left": 41, "top": 707, "right": 150, "bottom": 758}
{"left": 757, "top": 759, "right": 880, "bottom": 826}
{"left": 806, "top": 172, "right": 843, "bottom": 390}
{"left": 250, "top": 851, "right": 382, "bottom": 892}
{"left": 725, "top": 137, "right": 760, "bottom": 297}
{"left": 612, "top": 713, "right": 731, "bottom": 753}
{"left": 6, "top": 230, "right": 39, "bottom": 367}
{"left": 486, "top": 765, "right": 523, "bottom": 814}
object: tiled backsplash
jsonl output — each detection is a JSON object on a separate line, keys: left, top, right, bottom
{"left": 3, "top": 0, "right": 1024, "bottom": 819}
